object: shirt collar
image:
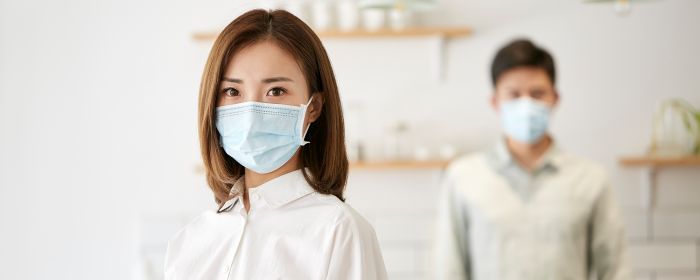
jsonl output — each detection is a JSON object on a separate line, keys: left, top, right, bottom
{"left": 490, "top": 137, "right": 563, "bottom": 172}
{"left": 218, "top": 169, "right": 314, "bottom": 213}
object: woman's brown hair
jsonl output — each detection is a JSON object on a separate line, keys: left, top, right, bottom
{"left": 198, "top": 9, "right": 348, "bottom": 205}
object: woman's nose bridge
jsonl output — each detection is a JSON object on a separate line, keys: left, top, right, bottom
{"left": 243, "top": 83, "right": 263, "bottom": 102}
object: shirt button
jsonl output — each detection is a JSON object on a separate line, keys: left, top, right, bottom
{"left": 252, "top": 193, "right": 260, "bottom": 201}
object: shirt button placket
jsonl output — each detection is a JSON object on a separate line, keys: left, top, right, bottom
{"left": 225, "top": 207, "right": 249, "bottom": 280}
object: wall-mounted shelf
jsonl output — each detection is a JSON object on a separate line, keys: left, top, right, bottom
{"left": 619, "top": 155, "right": 700, "bottom": 167}
{"left": 191, "top": 26, "right": 472, "bottom": 81}
{"left": 191, "top": 26, "right": 472, "bottom": 41}
{"left": 350, "top": 160, "right": 450, "bottom": 170}
{"left": 619, "top": 155, "right": 700, "bottom": 211}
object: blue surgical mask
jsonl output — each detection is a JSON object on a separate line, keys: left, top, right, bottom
{"left": 215, "top": 97, "right": 314, "bottom": 174}
{"left": 500, "top": 97, "right": 551, "bottom": 144}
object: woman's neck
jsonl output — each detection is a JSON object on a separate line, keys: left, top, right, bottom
{"left": 245, "top": 150, "right": 302, "bottom": 188}
{"left": 241, "top": 150, "right": 302, "bottom": 211}
{"left": 506, "top": 135, "right": 552, "bottom": 172}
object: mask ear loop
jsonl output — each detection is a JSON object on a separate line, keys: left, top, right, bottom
{"left": 299, "top": 95, "right": 315, "bottom": 146}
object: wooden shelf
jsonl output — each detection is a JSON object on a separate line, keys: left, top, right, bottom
{"left": 317, "top": 27, "right": 472, "bottom": 38}
{"left": 350, "top": 160, "right": 450, "bottom": 170}
{"left": 619, "top": 155, "right": 700, "bottom": 167}
{"left": 619, "top": 155, "right": 700, "bottom": 210}
{"left": 192, "top": 26, "right": 472, "bottom": 41}
{"left": 192, "top": 26, "right": 471, "bottom": 81}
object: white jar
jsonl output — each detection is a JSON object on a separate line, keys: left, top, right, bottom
{"left": 311, "top": 0, "right": 334, "bottom": 31}
{"left": 388, "top": 8, "right": 413, "bottom": 30}
{"left": 361, "top": 8, "right": 386, "bottom": 31}
{"left": 336, "top": 0, "right": 360, "bottom": 31}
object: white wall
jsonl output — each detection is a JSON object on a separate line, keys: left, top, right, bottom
{"left": 1, "top": 0, "right": 699, "bottom": 279}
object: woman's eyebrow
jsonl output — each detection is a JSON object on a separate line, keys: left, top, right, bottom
{"left": 222, "top": 77, "right": 242, "bottom": 83}
{"left": 221, "top": 77, "right": 292, "bottom": 83}
{"left": 262, "top": 77, "right": 293, "bottom": 83}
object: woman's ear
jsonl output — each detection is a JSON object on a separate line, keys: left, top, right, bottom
{"left": 307, "top": 93, "right": 324, "bottom": 123}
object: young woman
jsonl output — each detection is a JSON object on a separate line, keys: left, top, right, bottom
{"left": 164, "top": 9, "right": 387, "bottom": 280}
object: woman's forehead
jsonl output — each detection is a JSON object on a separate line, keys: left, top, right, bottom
{"left": 223, "top": 40, "right": 305, "bottom": 82}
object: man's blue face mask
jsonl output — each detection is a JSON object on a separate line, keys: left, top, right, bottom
{"left": 215, "top": 96, "right": 314, "bottom": 174}
{"left": 500, "top": 97, "right": 552, "bottom": 144}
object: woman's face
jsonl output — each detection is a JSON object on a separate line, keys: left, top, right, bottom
{"left": 217, "top": 40, "right": 311, "bottom": 107}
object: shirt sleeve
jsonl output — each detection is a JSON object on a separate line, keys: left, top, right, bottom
{"left": 433, "top": 172, "right": 470, "bottom": 280}
{"left": 588, "top": 180, "right": 630, "bottom": 280}
{"left": 324, "top": 209, "right": 388, "bottom": 280}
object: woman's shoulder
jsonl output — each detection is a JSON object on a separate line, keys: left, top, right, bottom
{"left": 305, "top": 192, "right": 377, "bottom": 235}
{"left": 164, "top": 211, "right": 217, "bottom": 265}
{"left": 166, "top": 209, "right": 239, "bottom": 250}
{"left": 166, "top": 211, "right": 211, "bottom": 242}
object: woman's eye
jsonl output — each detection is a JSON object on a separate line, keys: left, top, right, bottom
{"left": 223, "top": 88, "right": 239, "bottom": 97}
{"left": 266, "top": 87, "right": 286, "bottom": 97}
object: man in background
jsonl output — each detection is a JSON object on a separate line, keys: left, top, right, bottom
{"left": 434, "top": 39, "right": 629, "bottom": 280}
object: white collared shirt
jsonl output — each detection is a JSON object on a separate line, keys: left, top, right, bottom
{"left": 164, "top": 170, "right": 387, "bottom": 280}
{"left": 434, "top": 139, "right": 629, "bottom": 280}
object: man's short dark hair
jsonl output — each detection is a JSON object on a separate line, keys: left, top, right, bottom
{"left": 491, "top": 39, "right": 556, "bottom": 86}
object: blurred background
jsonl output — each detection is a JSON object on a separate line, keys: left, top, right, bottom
{"left": 1, "top": 0, "right": 699, "bottom": 279}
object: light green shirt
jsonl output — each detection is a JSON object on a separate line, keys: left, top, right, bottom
{"left": 434, "top": 140, "right": 629, "bottom": 280}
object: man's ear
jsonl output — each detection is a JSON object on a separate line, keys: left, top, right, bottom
{"left": 307, "top": 93, "right": 324, "bottom": 123}
{"left": 553, "top": 90, "right": 560, "bottom": 107}
{"left": 490, "top": 92, "right": 499, "bottom": 112}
